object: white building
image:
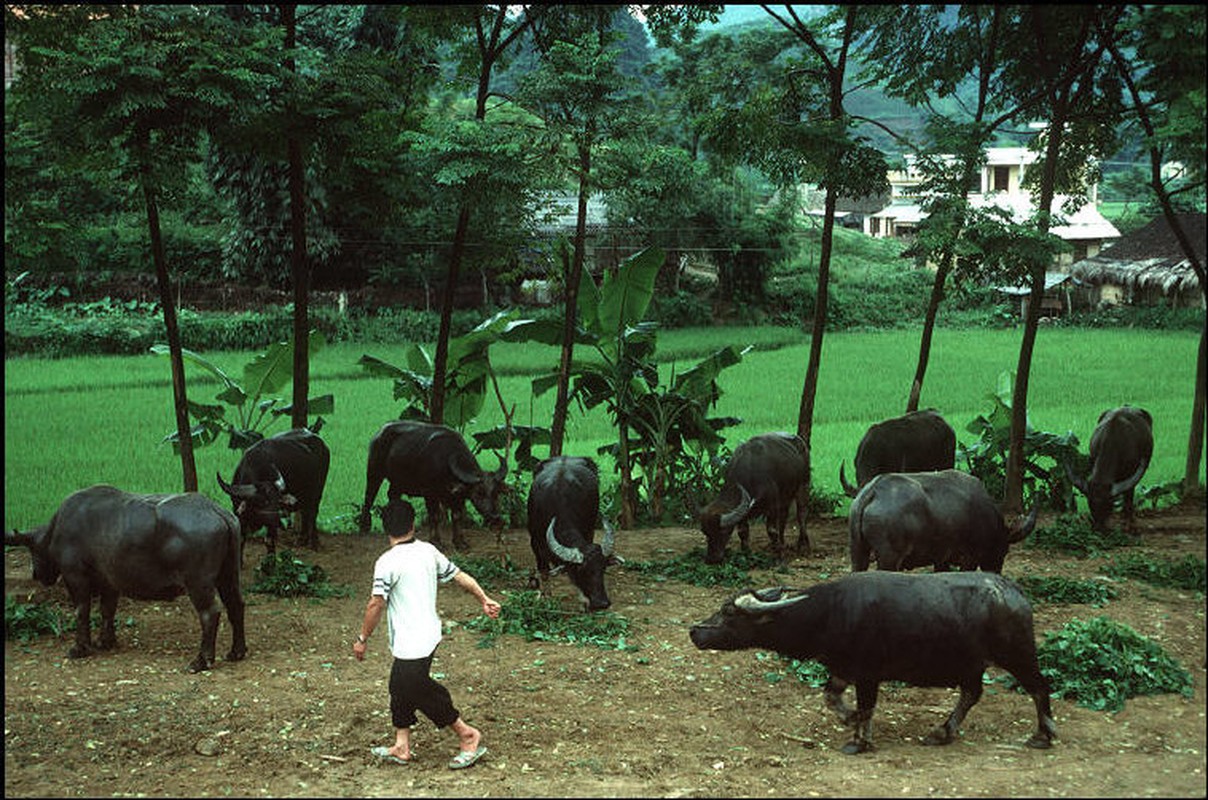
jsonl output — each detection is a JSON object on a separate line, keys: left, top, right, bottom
{"left": 864, "top": 147, "right": 1120, "bottom": 265}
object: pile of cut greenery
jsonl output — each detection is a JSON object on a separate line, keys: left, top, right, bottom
{"left": 464, "top": 589, "right": 635, "bottom": 651}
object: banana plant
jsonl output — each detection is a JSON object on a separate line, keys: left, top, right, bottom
{"left": 152, "top": 329, "right": 333, "bottom": 451}
{"left": 510, "top": 246, "right": 747, "bottom": 526}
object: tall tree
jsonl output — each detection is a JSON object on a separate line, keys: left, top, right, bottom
{"left": 998, "top": 4, "right": 1125, "bottom": 513}
{"left": 429, "top": 4, "right": 546, "bottom": 426}
{"left": 6, "top": 5, "right": 274, "bottom": 490}
{"left": 518, "top": 7, "right": 631, "bottom": 458}
{"left": 717, "top": 5, "right": 887, "bottom": 451}
{"left": 281, "top": 4, "right": 311, "bottom": 431}
{"left": 1103, "top": 5, "right": 1207, "bottom": 494}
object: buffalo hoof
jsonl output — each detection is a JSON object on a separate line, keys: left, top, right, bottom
{"left": 97, "top": 635, "right": 118, "bottom": 651}
{"left": 840, "top": 739, "right": 873, "bottom": 755}
{"left": 226, "top": 647, "right": 248, "bottom": 663}
{"left": 66, "top": 644, "right": 93, "bottom": 659}
{"left": 1025, "top": 734, "right": 1053, "bottom": 749}
{"left": 188, "top": 656, "right": 214, "bottom": 673}
{"left": 922, "top": 727, "right": 956, "bottom": 746}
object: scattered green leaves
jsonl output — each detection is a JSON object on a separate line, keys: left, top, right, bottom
{"left": 1105, "top": 553, "right": 1206, "bottom": 593}
{"left": 1025, "top": 513, "right": 1136, "bottom": 557}
{"left": 5, "top": 595, "right": 72, "bottom": 642}
{"left": 1028, "top": 616, "right": 1193, "bottom": 712}
{"left": 625, "top": 547, "right": 782, "bottom": 588}
{"left": 249, "top": 551, "right": 352, "bottom": 598}
{"left": 464, "top": 589, "right": 635, "bottom": 651}
{"left": 1016, "top": 575, "right": 1117, "bottom": 607}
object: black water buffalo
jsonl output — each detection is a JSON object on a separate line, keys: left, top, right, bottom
{"left": 527, "top": 455, "right": 620, "bottom": 611}
{"left": 849, "top": 469, "right": 1037, "bottom": 573}
{"left": 218, "top": 427, "right": 330, "bottom": 555}
{"left": 1066, "top": 405, "right": 1153, "bottom": 532}
{"left": 840, "top": 409, "right": 956, "bottom": 497}
{"left": 699, "top": 432, "right": 810, "bottom": 564}
{"left": 689, "top": 572, "right": 1057, "bottom": 754}
{"left": 359, "top": 420, "right": 507, "bottom": 550}
{"left": 5, "top": 485, "right": 246, "bottom": 673}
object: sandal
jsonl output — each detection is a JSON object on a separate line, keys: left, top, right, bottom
{"left": 371, "top": 745, "right": 412, "bottom": 766}
{"left": 448, "top": 745, "right": 487, "bottom": 770}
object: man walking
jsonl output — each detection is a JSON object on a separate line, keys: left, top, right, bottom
{"left": 353, "top": 498, "right": 501, "bottom": 769}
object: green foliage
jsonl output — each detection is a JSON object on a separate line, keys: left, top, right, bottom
{"left": 1025, "top": 513, "right": 1136, "bottom": 558}
{"left": 463, "top": 589, "right": 635, "bottom": 651}
{"left": 248, "top": 551, "right": 352, "bottom": 598}
{"left": 959, "top": 371, "right": 1083, "bottom": 511}
{"left": 5, "top": 596, "right": 72, "bottom": 642}
{"left": 1032, "top": 616, "right": 1194, "bottom": 712}
{"left": 1105, "top": 553, "right": 1206, "bottom": 593}
{"left": 1016, "top": 575, "right": 1118, "bottom": 607}
{"left": 624, "top": 547, "right": 782, "bottom": 588}
{"left": 773, "top": 653, "right": 831, "bottom": 687}
{"left": 152, "top": 330, "right": 333, "bottom": 450}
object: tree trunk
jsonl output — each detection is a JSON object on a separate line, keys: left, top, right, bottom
{"left": 1004, "top": 117, "right": 1065, "bottom": 515}
{"left": 550, "top": 141, "right": 592, "bottom": 459}
{"left": 907, "top": 254, "right": 952, "bottom": 413}
{"left": 431, "top": 204, "right": 471, "bottom": 425}
{"left": 796, "top": 188, "right": 837, "bottom": 450}
{"left": 1186, "top": 314, "right": 1207, "bottom": 494}
{"left": 141, "top": 152, "right": 197, "bottom": 492}
{"left": 283, "top": 5, "right": 309, "bottom": 432}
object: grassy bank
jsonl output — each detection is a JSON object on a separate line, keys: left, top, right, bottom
{"left": 4, "top": 326, "right": 1201, "bottom": 532}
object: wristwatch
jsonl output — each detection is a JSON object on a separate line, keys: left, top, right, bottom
{"left": 355, "top": 634, "right": 368, "bottom": 645}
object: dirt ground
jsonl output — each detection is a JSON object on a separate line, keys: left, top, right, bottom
{"left": 5, "top": 505, "right": 1205, "bottom": 799}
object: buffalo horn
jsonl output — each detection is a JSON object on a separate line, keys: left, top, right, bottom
{"left": 600, "top": 518, "right": 619, "bottom": 561}
{"left": 734, "top": 588, "right": 807, "bottom": 613}
{"left": 1008, "top": 503, "right": 1040, "bottom": 544}
{"left": 545, "top": 518, "right": 584, "bottom": 564}
{"left": 272, "top": 467, "right": 286, "bottom": 492}
{"left": 719, "top": 485, "right": 754, "bottom": 528}
{"left": 1111, "top": 459, "right": 1148, "bottom": 497}
{"left": 1063, "top": 460, "right": 1090, "bottom": 495}
{"left": 839, "top": 461, "right": 859, "bottom": 498}
{"left": 216, "top": 471, "right": 257, "bottom": 499}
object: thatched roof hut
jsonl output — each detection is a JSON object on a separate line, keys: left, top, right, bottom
{"left": 1069, "top": 212, "right": 1205, "bottom": 307}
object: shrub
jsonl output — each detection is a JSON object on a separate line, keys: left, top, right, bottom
{"left": 652, "top": 289, "right": 715, "bottom": 329}
{"left": 1031, "top": 616, "right": 1193, "bottom": 711}
{"left": 463, "top": 589, "right": 634, "bottom": 650}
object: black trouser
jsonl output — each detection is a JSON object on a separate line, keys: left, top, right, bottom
{"left": 389, "top": 651, "right": 459, "bottom": 730}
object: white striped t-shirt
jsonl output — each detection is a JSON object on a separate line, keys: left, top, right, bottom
{"left": 371, "top": 539, "right": 460, "bottom": 660}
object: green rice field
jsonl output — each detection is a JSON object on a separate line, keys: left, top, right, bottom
{"left": 4, "top": 325, "right": 1202, "bottom": 531}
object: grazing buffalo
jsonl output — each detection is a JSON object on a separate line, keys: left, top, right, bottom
{"left": 1066, "top": 405, "right": 1153, "bottom": 532}
{"left": 849, "top": 469, "right": 1037, "bottom": 573}
{"left": 218, "top": 427, "right": 330, "bottom": 555}
{"left": 699, "top": 432, "right": 811, "bottom": 564}
{"left": 689, "top": 572, "right": 1057, "bottom": 754}
{"left": 840, "top": 409, "right": 956, "bottom": 497}
{"left": 359, "top": 420, "right": 507, "bottom": 550}
{"left": 527, "top": 456, "right": 621, "bottom": 611}
{"left": 5, "top": 485, "right": 247, "bottom": 673}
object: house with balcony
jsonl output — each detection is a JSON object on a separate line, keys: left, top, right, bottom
{"left": 863, "top": 146, "right": 1121, "bottom": 266}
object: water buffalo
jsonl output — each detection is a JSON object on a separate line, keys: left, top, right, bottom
{"left": 689, "top": 572, "right": 1057, "bottom": 754}
{"left": 527, "top": 455, "right": 620, "bottom": 611}
{"left": 849, "top": 469, "right": 1038, "bottom": 573}
{"left": 840, "top": 409, "right": 956, "bottom": 497}
{"left": 1066, "top": 405, "right": 1153, "bottom": 532}
{"left": 217, "top": 427, "right": 330, "bottom": 555}
{"left": 5, "top": 485, "right": 247, "bottom": 673}
{"left": 699, "top": 432, "right": 811, "bottom": 564}
{"left": 358, "top": 420, "right": 507, "bottom": 550}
